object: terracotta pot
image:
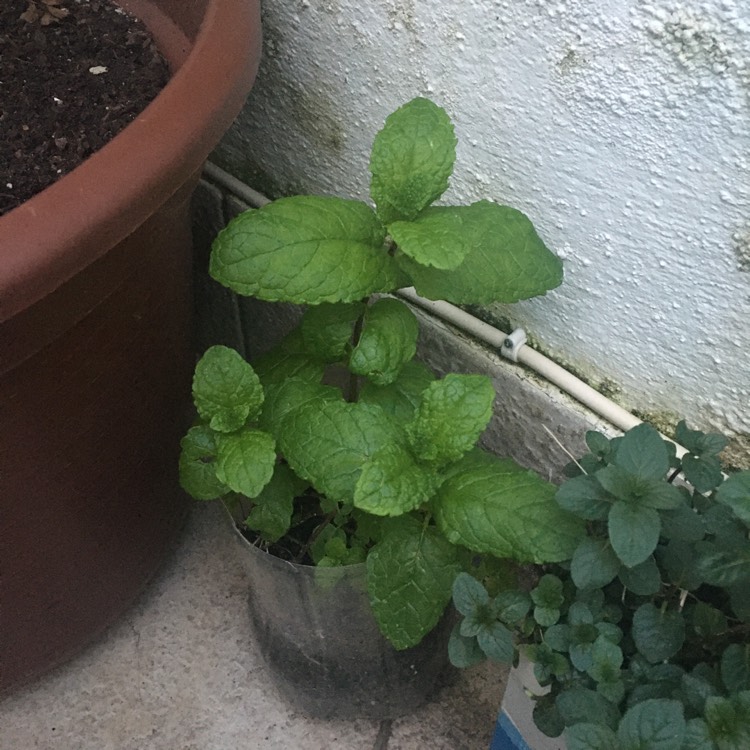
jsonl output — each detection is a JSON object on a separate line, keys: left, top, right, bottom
{"left": 0, "top": 0, "right": 261, "bottom": 694}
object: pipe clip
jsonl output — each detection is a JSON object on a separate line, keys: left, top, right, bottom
{"left": 500, "top": 328, "right": 527, "bottom": 362}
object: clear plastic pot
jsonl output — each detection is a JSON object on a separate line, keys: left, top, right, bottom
{"left": 226, "top": 508, "right": 455, "bottom": 719}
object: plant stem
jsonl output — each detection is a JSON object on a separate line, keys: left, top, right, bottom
{"left": 346, "top": 301, "right": 368, "bottom": 403}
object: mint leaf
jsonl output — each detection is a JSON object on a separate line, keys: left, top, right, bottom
{"left": 613, "top": 423, "right": 670, "bottom": 480}
{"left": 476, "top": 621, "right": 515, "bottom": 662}
{"left": 691, "top": 602, "right": 728, "bottom": 638}
{"left": 571, "top": 537, "right": 621, "bottom": 590}
{"left": 398, "top": 200, "right": 563, "bottom": 304}
{"left": 675, "top": 420, "right": 728, "bottom": 457}
{"left": 349, "top": 298, "right": 419, "bottom": 385}
{"left": 682, "top": 453, "right": 724, "bottom": 493}
{"left": 178, "top": 425, "right": 228, "bottom": 500}
{"left": 682, "top": 719, "right": 716, "bottom": 750}
{"left": 618, "top": 555, "right": 662, "bottom": 596}
{"left": 721, "top": 644, "right": 750, "bottom": 693}
{"left": 252, "top": 330, "right": 326, "bottom": 387}
{"left": 353, "top": 444, "right": 439, "bottom": 516}
{"left": 717, "top": 471, "right": 750, "bottom": 526}
{"left": 660, "top": 502, "right": 705, "bottom": 542}
{"left": 556, "top": 475, "right": 613, "bottom": 520}
{"left": 632, "top": 603, "right": 686, "bottom": 663}
{"left": 366, "top": 516, "right": 461, "bottom": 649}
{"left": 696, "top": 542, "right": 750, "bottom": 587}
{"left": 277, "top": 398, "right": 400, "bottom": 503}
{"left": 452, "top": 572, "right": 489, "bottom": 617}
{"left": 215, "top": 428, "right": 277, "bottom": 498}
{"left": 448, "top": 624, "right": 486, "bottom": 668}
{"left": 369, "top": 97, "right": 456, "bottom": 223}
{"left": 587, "top": 636, "right": 623, "bottom": 684}
{"left": 565, "top": 723, "right": 619, "bottom": 750}
{"left": 406, "top": 374, "right": 495, "bottom": 464}
{"left": 300, "top": 302, "right": 364, "bottom": 363}
{"left": 259, "top": 377, "right": 340, "bottom": 436}
{"left": 210, "top": 196, "right": 403, "bottom": 304}
{"left": 434, "top": 451, "right": 585, "bottom": 563}
{"left": 608, "top": 501, "right": 661, "bottom": 567}
{"left": 389, "top": 206, "right": 474, "bottom": 270}
{"left": 597, "top": 465, "right": 682, "bottom": 509}
{"left": 704, "top": 694, "right": 750, "bottom": 750}
{"left": 244, "top": 463, "right": 306, "bottom": 542}
{"left": 359, "top": 359, "right": 435, "bottom": 422}
{"left": 617, "top": 699, "right": 686, "bottom": 750}
{"left": 556, "top": 688, "right": 620, "bottom": 731}
{"left": 192, "top": 345, "right": 264, "bottom": 432}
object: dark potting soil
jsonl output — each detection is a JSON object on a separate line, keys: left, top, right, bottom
{"left": 0, "top": 0, "right": 171, "bottom": 217}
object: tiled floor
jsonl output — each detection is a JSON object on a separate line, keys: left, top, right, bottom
{"left": 1, "top": 503, "right": 506, "bottom": 750}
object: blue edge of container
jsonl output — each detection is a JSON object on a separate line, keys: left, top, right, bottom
{"left": 490, "top": 711, "right": 532, "bottom": 750}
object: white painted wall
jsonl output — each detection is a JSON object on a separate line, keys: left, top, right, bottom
{"left": 216, "top": 0, "right": 750, "bottom": 462}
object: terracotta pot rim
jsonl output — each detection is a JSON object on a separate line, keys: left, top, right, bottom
{"left": 0, "top": 0, "right": 261, "bottom": 323}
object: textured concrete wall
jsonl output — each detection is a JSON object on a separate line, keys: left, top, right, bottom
{"left": 212, "top": 0, "right": 750, "bottom": 465}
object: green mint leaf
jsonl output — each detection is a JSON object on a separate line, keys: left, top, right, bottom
{"left": 617, "top": 699, "right": 686, "bottom": 750}
{"left": 556, "top": 688, "right": 620, "bottom": 731}
{"left": 691, "top": 602, "right": 728, "bottom": 638}
{"left": 632, "top": 603, "right": 686, "bottom": 664}
{"left": 587, "top": 636, "right": 623, "bottom": 684}
{"left": 682, "top": 718, "right": 716, "bottom": 750}
{"left": 369, "top": 97, "right": 456, "bottom": 223}
{"left": 705, "top": 695, "right": 750, "bottom": 750}
{"left": 681, "top": 672, "right": 719, "bottom": 716}
{"left": 243, "top": 463, "right": 306, "bottom": 542}
{"left": 618, "top": 555, "right": 662, "bottom": 596}
{"left": 178, "top": 425, "right": 228, "bottom": 500}
{"left": 434, "top": 451, "right": 585, "bottom": 563}
{"left": 210, "top": 196, "right": 402, "bottom": 304}
{"left": 366, "top": 516, "right": 462, "bottom": 649}
{"left": 613, "top": 423, "right": 670, "bottom": 480}
{"left": 252, "top": 330, "right": 326, "bottom": 388}
{"left": 276, "top": 398, "right": 401, "bottom": 503}
{"left": 696, "top": 541, "right": 750, "bottom": 587}
{"left": 349, "top": 298, "right": 419, "bottom": 385}
{"left": 556, "top": 475, "right": 613, "bottom": 520}
{"left": 660, "top": 539, "right": 704, "bottom": 590}
{"left": 586, "top": 430, "right": 615, "bottom": 460}
{"left": 675, "top": 420, "right": 728, "bottom": 457}
{"left": 359, "top": 359, "right": 435, "bottom": 422}
{"left": 721, "top": 644, "right": 750, "bottom": 694}
{"left": 532, "top": 574, "right": 565, "bottom": 610}
{"left": 597, "top": 465, "right": 682, "bottom": 509}
{"left": 448, "top": 623, "right": 486, "bottom": 668}
{"left": 544, "top": 623, "right": 572, "bottom": 652}
{"left": 192, "top": 345, "right": 264, "bottom": 432}
{"left": 215, "top": 428, "right": 277, "bottom": 498}
{"left": 389, "top": 206, "right": 475, "bottom": 270}
{"left": 608, "top": 501, "right": 661, "bottom": 567}
{"left": 406, "top": 374, "right": 495, "bottom": 464}
{"left": 717, "top": 471, "right": 750, "bottom": 526}
{"left": 300, "top": 302, "right": 364, "bottom": 363}
{"left": 565, "top": 723, "right": 620, "bottom": 750}
{"left": 660, "top": 502, "right": 706, "bottom": 543}
{"left": 597, "top": 678, "right": 626, "bottom": 705}
{"left": 259, "top": 377, "right": 340, "bottom": 436}
{"left": 495, "top": 590, "right": 533, "bottom": 625}
{"left": 353, "top": 444, "right": 439, "bottom": 516}
{"left": 476, "top": 621, "right": 515, "bottom": 662}
{"left": 532, "top": 694, "right": 566, "bottom": 738}
{"left": 452, "top": 572, "right": 490, "bottom": 617}
{"left": 682, "top": 454, "right": 724, "bottom": 493}
{"left": 571, "top": 537, "right": 621, "bottom": 590}
{"left": 398, "top": 200, "right": 563, "bottom": 304}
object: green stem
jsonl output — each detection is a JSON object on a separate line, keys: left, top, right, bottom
{"left": 346, "top": 299, "right": 369, "bottom": 403}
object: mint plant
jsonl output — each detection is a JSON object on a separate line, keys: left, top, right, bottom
{"left": 179, "top": 97, "right": 576, "bottom": 651}
{"left": 451, "top": 421, "right": 750, "bottom": 750}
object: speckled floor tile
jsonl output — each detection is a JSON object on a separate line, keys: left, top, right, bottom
{"left": 0, "top": 503, "right": 504, "bottom": 750}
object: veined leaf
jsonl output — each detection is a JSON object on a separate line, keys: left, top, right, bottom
{"left": 632, "top": 603, "right": 685, "bottom": 664}
{"left": 215, "top": 428, "right": 277, "bottom": 499}
{"left": 717, "top": 471, "right": 750, "bottom": 526}
{"left": 210, "top": 196, "right": 403, "bottom": 304}
{"left": 617, "top": 699, "right": 686, "bottom": 750}
{"left": 243, "top": 463, "right": 306, "bottom": 542}
{"left": 359, "top": 359, "right": 436, "bottom": 422}
{"left": 608, "top": 501, "right": 660, "bottom": 567}
{"left": 300, "top": 302, "right": 364, "bottom": 363}
{"left": 369, "top": 97, "right": 456, "bottom": 223}
{"left": 178, "top": 425, "right": 229, "bottom": 500}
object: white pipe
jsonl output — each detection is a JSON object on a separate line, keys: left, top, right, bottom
{"left": 201, "top": 161, "right": 683, "bottom": 448}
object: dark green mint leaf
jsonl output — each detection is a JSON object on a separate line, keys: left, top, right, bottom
{"left": 434, "top": 451, "right": 584, "bottom": 562}
{"left": 366, "top": 516, "right": 461, "bottom": 649}
{"left": 556, "top": 475, "right": 613, "bottom": 520}
{"left": 300, "top": 302, "right": 364, "bottom": 363}
{"left": 617, "top": 699, "right": 686, "bottom": 750}
{"left": 660, "top": 502, "right": 706, "bottom": 543}
{"left": 682, "top": 718, "right": 716, "bottom": 750}
{"left": 359, "top": 359, "right": 435, "bottom": 423}
{"left": 682, "top": 453, "right": 724, "bottom": 494}
{"left": 215, "top": 428, "right": 277, "bottom": 498}
{"left": 448, "top": 623, "right": 485, "bottom": 668}
{"left": 691, "top": 602, "right": 728, "bottom": 639}
{"left": 696, "top": 541, "right": 750, "bottom": 587}
{"left": 389, "top": 206, "right": 475, "bottom": 269}
{"left": 452, "top": 572, "right": 489, "bottom": 617}
{"left": 398, "top": 200, "right": 563, "bottom": 304}
{"left": 406, "top": 374, "right": 495, "bottom": 464}
{"left": 632, "top": 603, "right": 686, "bottom": 664}
{"left": 618, "top": 555, "right": 662, "bottom": 596}
{"left": 721, "top": 644, "right": 750, "bottom": 694}
{"left": 544, "top": 623, "right": 572, "bottom": 652}
{"left": 349, "top": 298, "right": 419, "bottom": 385}
{"left": 586, "top": 430, "right": 615, "bottom": 460}
{"left": 354, "top": 444, "right": 439, "bottom": 516}
{"left": 565, "top": 723, "right": 619, "bottom": 750}
{"left": 717, "top": 471, "right": 750, "bottom": 526}
{"left": 609, "top": 501, "right": 661, "bottom": 567}
{"left": 477, "top": 621, "right": 515, "bottom": 662}
{"left": 178, "top": 425, "right": 228, "bottom": 500}
{"left": 704, "top": 694, "right": 750, "bottom": 750}
{"left": 495, "top": 590, "right": 533, "bottom": 625}
{"left": 613, "top": 423, "right": 670, "bottom": 480}
{"left": 587, "top": 636, "right": 623, "bottom": 684}
{"left": 571, "top": 537, "right": 622, "bottom": 590}
{"left": 532, "top": 574, "right": 565, "bottom": 609}
{"left": 211, "top": 196, "right": 402, "bottom": 304}
{"left": 252, "top": 330, "right": 326, "bottom": 388}
{"left": 597, "top": 465, "right": 682, "bottom": 509}
{"left": 369, "top": 97, "right": 456, "bottom": 223}
{"left": 681, "top": 672, "right": 719, "bottom": 716}
{"left": 192, "top": 345, "right": 264, "bottom": 432}
{"left": 675, "top": 421, "right": 728, "bottom": 457}
{"left": 660, "top": 539, "right": 704, "bottom": 590}
{"left": 243, "top": 463, "right": 306, "bottom": 542}
{"left": 533, "top": 694, "right": 565, "bottom": 738}
{"left": 597, "top": 679, "right": 626, "bottom": 705}
{"left": 556, "top": 687, "right": 620, "bottom": 731}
